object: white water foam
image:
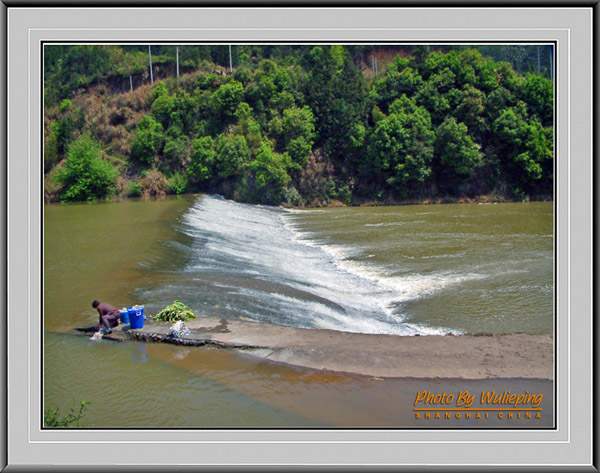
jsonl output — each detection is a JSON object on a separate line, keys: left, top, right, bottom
{"left": 364, "top": 220, "right": 426, "bottom": 227}
{"left": 180, "top": 196, "right": 470, "bottom": 336}
{"left": 283, "top": 212, "right": 485, "bottom": 304}
{"left": 364, "top": 222, "right": 407, "bottom": 227}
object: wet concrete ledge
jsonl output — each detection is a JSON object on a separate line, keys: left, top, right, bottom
{"left": 75, "top": 316, "right": 553, "bottom": 380}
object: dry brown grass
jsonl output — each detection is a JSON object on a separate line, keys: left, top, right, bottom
{"left": 138, "top": 169, "right": 169, "bottom": 198}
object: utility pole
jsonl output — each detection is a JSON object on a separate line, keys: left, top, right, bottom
{"left": 372, "top": 53, "right": 375, "bottom": 76}
{"left": 148, "top": 45, "right": 153, "bottom": 84}
{"left": 229, "top": 45, "right": 233, "bottom": 73}
{"left": 176, "top": 47, "right": 180, "bottom": 79}
{"left": 375, "top": 58, "right": 378, "bottom": 75}
{"left": 129, "top": 75, "right": 133, "bottom": 92}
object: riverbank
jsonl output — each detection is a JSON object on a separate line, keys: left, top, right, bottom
{"left": 283, "top": 193, "right": 554, "bottom": 209}
{"left": 45, "top": 188, "right": 553, "bottom": 208}
{"left": 75, "top": 316, "right": 553, "bottom": 380}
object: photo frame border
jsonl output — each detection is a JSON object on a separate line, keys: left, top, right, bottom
{"left": 3, "top": 4, "right": 595, "bottom": 470}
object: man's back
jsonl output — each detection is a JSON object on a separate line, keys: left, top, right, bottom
{"left": 96, "top": 302, "right": 118, "bottom": 317}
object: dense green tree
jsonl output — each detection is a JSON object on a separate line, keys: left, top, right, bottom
{"left": 153, "top": 81, "right": 169, "bottom": 100}
{"left": 214, "top": 134, "right": 250, "bottom": 178}
{"left": 168, "top": 171, "right": 188, "bottom": 195}
{"left": 242, "top": 141, "right": 291, "bottom": 204}
{"left": 303, "top": 46, "right": 368, "bottom": 167}
{"left": 210, "top": 80, "right": 245, "bottom": 123}
{"left": 414, "top": 81, "right": 450, "bottom": 125}
{"left": 233, "top": 66, "right": 252, "bottom": 86}
{"left": 53, "top": 135, "right": 118, "bottom": 202}
{"left": 434, "top": 117, "right": 482, "bottom": 191}
{"left": 187, "top": 136, "right": 215, "bottom": 183}
{"left": 281, "top": 106, "right": 316, "bottom": 166}
{"left": 271, "top": 91, "right": 296, "bottom": 112}
{"left": 495, "top": 61, "right": 522, "bottom": 92}
{"left": 452, "top": 85, "right": 487, "bottom": 138}
{"left": 428, "top": 68, "right": 457, "bottom": 94}
{"left": 163, "top": 136, "right": 188, "bottom": 166}
{"left": 44, "top": 45, "right": 113, "bottom": 105}
{"left": 475, "top": 45, "right": 553, "bottom": 80}
{"left": 492, "top": 107, "right": 552, "bottom": 194}
{"left": 286, "top": 137, "right": 312, "bottom": 169}
{"left": 281, "top": 106, "right": 315, "bottom": 141}
{"left": 151, "top": 94, "right": 173, "bottom": 128}
{"left": 131, "top": 116, "right": 164, "bottom": 164}
{"left": 485, "top": 87, "right": 516, "bottom": 123}
{"left": 169, "top": 90, "right": 199, "bottom": 136}
{"left": 244, "top": 120, "right": 263, "bottom": 153}
{"left": 522, "top": 73, "right": 553, "bottom": 126}
{"left": 51, "top": 99, "right": 76, "bottom": 159}
{"left": 43, "top": 99, "right": 75, "bottom": 174}
{"left": 364, "top": 98, "right": 434, "bottom": 197}
{"left": 374, "top": 67, "right": 423, "bottom": 112}
{"left": 232, "top": 103, "right": 263, "bottom": 153}
{"left": 364, "top": 115, "right": 408, "bottom": 189}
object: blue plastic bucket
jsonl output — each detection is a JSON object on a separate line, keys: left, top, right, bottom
{"left": 119, "top": 309, "right": 129, "bottom": 324}
{"left": 128, "top": 306, "right": 144, "bottom": 329}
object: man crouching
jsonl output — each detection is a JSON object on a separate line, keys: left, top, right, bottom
{"left": 90, "top": 300, "right": 120, "bottom": 340}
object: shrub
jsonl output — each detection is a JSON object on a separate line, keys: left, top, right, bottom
{"left": 44, "top": 400, "right": 90, "bottom": 428}
{"left": 435, "top": 116, "right": 482, "bottom": 182}
{"left": 214, "top": 134, "right": 250, "bottom": 179}
{"left": 286, "top": 136, "right": 312, "bottom": 168}
{"left": 210, "top": 80, "right": 244, "bottom": 121}
{"left": 242, "top": 141, "right": 291, "bottom": 204}
{"left": 131, "top": 116, "right": 164, "bottom": 164}
{"left": 163, "top": 136, "right": 188, "bottom": 165}
{"left": 151, "top": 94, "right": 173, "bottom": 128}
{"left": 59, "top": 98, "right": 72, "bottom": 113}
{"left": 187, "top": 136, "right": 215, "bottom": 183}
{"left": 53, "top": 135, "right": 118, "bottom": 202}
{"left": 124, "top": 180, "right": 142, "bottom": 197}
{"left": 138, "top": 169, "right": 169, "bottom": 198}
{"left": 152, "top": 81, "right": 168, "bottom": 100}
{"left": 168, "top": 171, "right": 188, "bottom": 195}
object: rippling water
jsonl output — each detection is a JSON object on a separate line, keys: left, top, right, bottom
{"left": 284, "top": 201, "right": 554, "bottom": 335}
{"left": 44, "top": 331, "right": 318, "bottom": 427}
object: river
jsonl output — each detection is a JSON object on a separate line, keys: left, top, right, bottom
{"left": 44, "top": 195, "right": 554, "bottom": 427}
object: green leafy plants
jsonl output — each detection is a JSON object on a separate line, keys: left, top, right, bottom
{"left": 53, "top": 135, "right": 118, "bottom": 202}
{"left": 44, "top": 400, "right": 90, "bottom": 428}
{"left": 131, "top": 116, "right": 164, "bottom": 165}
{"left": 187, "top": 136, "right": 215, "bottom": 183}
{"left": 153, "top": 300, "right": 197, "bottom": 322}
{"left": 124, "top": 180, "right": 142, "bottom": 197}
{"left": 168, "top": 171, "right": 188, "bottom": 195}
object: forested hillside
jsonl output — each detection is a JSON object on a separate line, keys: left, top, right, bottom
{"left": 44, "top": 44, "right": 553, "bottom": 205}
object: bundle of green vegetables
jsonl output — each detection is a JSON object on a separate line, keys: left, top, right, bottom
{"left": 153, "top": 300, "right": 197, "bottom": 322}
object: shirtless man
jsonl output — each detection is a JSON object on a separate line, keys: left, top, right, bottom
{"left": 90, "top": 300, "right": 120, "bottom": 339}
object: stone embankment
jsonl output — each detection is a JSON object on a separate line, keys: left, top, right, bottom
{"left": 76, "top": 317, "right": 553, "bottom": 380}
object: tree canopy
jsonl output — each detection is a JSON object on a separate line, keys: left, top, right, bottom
{"left": 45, "top": 44, "right": 554, "bottom": 205}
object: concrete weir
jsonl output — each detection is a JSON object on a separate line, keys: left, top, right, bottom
{"left": 76, "top": 317, "right": 554, "bottom": 380}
